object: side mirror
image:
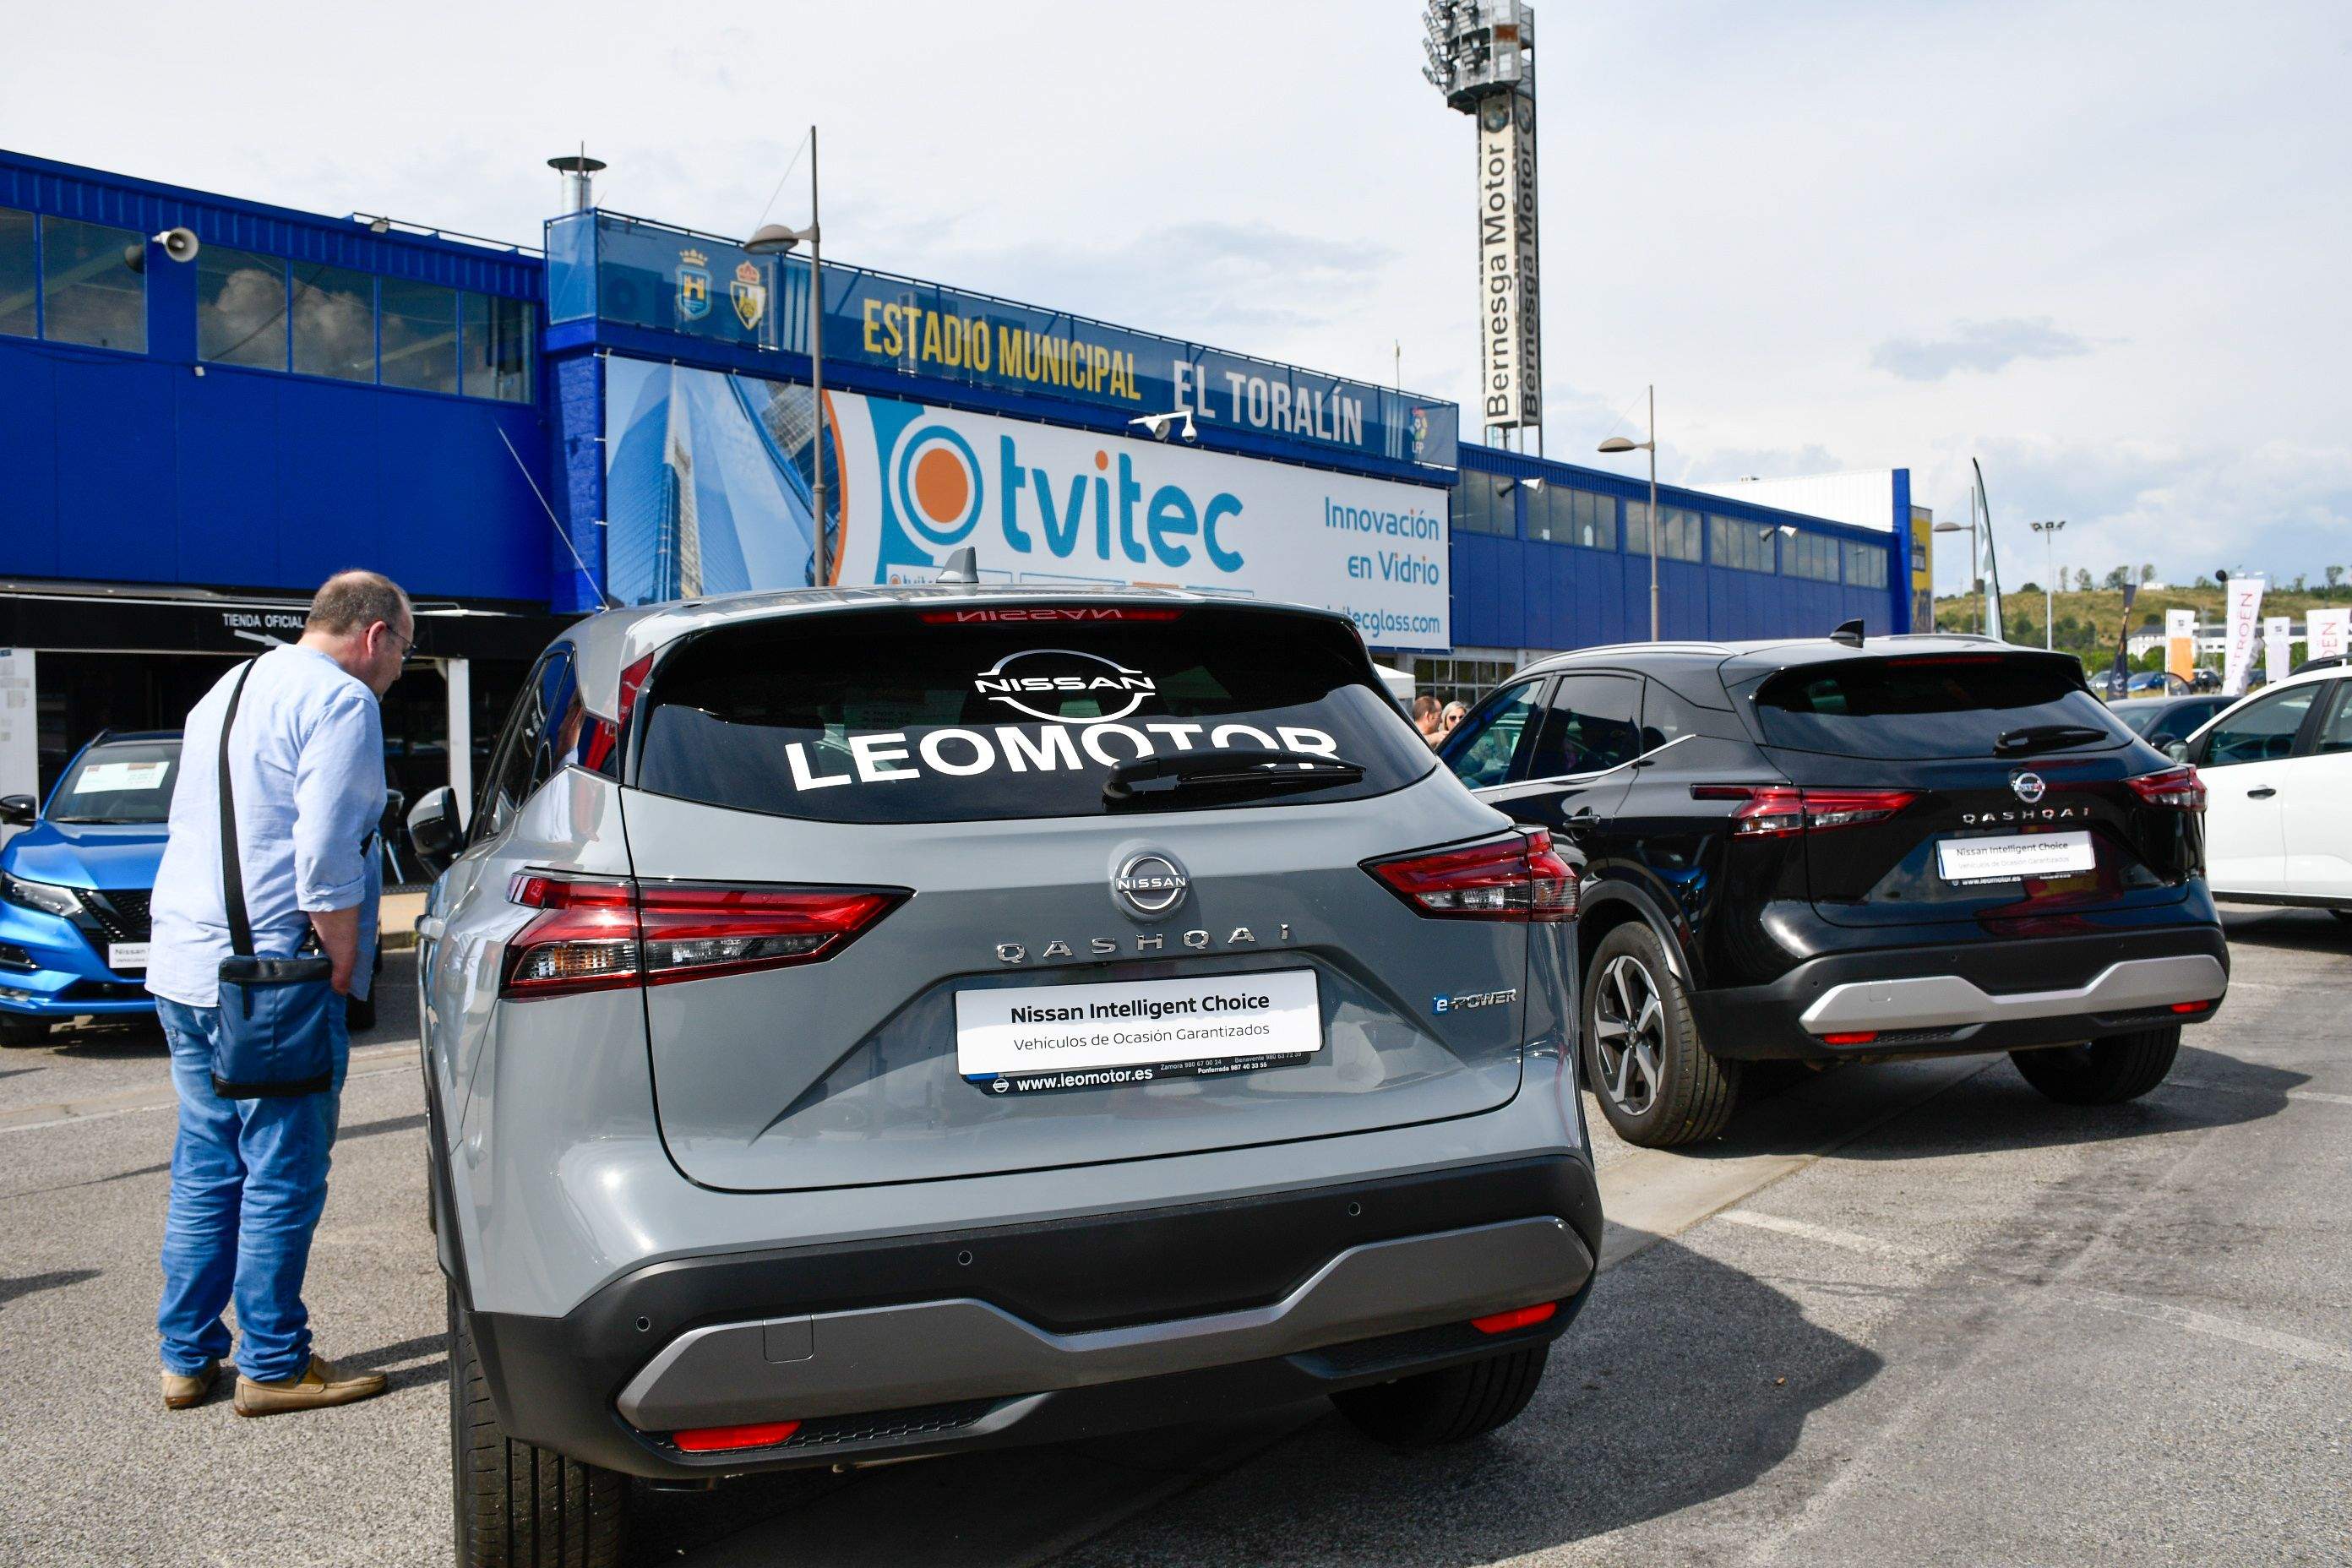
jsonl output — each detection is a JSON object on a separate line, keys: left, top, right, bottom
{"left": 406, "top": 786, "right": 461, "bottom": 869}
{"left": 0, "top": 794, "right": 35, "bottom": 828}
{"left": 2164, "top": 740, "right": 2191, "bottom": 763}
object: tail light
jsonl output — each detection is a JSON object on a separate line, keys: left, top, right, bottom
{"left": 1365, "top": 829, "right": 1578, "bottom": 922}
{"left": 2125, "top": 765, "right": 2206, "bottom": 812}
{"left": 1692, "top": 784, "right": 1917, "bottom": 836}
{"left": 501, "top": 874, "right": 904, "bottom": 999}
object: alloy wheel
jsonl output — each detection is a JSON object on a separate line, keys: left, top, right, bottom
{"left": 1591, "top": 953, "right": 1666, "bottom": 1115}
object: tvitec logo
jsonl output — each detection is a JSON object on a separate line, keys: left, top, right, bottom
{"left": 882, "top": 414, "right": 1249, "bottom": 575}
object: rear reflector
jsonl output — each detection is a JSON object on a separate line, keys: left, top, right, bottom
{"left": 1470, "top": 1301, "right": 1559, "bottom": 1335}
{"left": 501, "top": 874, "right": 905, "bottom": 999}
{"left": 2170, "top": 999, "right": 2216, "bottom": 1015}
{"left": 2125, "top": 765, "right": 2206, "bottom": 812}
{"left": 1692, "top": 785, "right": 1917, "bottom": 836}
{"left": 672, "top": 1419, "right": 801, "bottom": 1453}
{"left": 1365, "top": 829, "right": 1578, "bottom": 923}
{"left": 1817, "top": 1031, "right": 1879, "bottom": 1046}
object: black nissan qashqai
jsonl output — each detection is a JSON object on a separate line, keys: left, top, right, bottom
{"left": 1437, "top": 630, "right": 2229, "bottom": 1147}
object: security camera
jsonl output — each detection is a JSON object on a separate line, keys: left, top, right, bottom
{"left": 1129, "top": 411, "right": 1197, "bottom": 443}
{"left": 1179, "top": 411, "right": 1198, "bottom": 442}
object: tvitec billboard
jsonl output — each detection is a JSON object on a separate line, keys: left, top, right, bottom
{"left": 603, "top": 359, "right": 1451, "bottom": 650}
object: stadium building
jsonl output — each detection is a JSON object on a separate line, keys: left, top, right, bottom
{"left": 0, "top": 148, "right": 1919, "bottom": 814}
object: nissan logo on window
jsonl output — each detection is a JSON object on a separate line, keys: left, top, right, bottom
{"left": 1113, "top": 852, "right": 1190, "bottom": 918}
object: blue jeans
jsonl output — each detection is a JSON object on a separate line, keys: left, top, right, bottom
{"left": 155, "top": 997, "right": 348, "bottom": 1381}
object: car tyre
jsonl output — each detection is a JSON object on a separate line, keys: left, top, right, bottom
{"left": 449, "top": 1282, "right": 627, "bottom": 1568}
{"left": 1332, "top": 1344, "right": 1549, "bottom": 1449}
{"left": 2009, "top": 1025, "right": 2180, "bottom": 1105}
{"left": 1581, "top": 922, "right": 1739, "bottom": 1148}
{"left": 0, "top": 1013, "right": 49, "bottom": 1048}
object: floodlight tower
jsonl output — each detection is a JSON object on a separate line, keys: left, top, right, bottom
{"left": 1421, "top": 0, "right": 1544, "bottom": 452}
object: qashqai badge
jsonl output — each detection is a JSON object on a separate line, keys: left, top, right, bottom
{"left": 1113, "top": 852, "right": 1190, "bottom": 918}
{"left": 2012, "top": 772, "right": 2048, "bottom": 804}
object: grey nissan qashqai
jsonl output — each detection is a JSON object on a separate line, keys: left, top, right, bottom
{"left": 406, "top": 582, "right": 1599, "bottom": 1566}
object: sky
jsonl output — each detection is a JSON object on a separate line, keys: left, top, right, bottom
{"left": 5, "top": 0, "right": 2347, "bottom": 595}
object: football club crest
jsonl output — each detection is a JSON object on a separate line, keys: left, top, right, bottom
{"left": 730, "top": 259, "right": 767, "bottom": 331}
{"left": 676, "top": 248, "right": 710, "bottom": 322}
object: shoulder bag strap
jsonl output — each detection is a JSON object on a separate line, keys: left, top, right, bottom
{"left": 217, "top": 660, "right": 259, "bottom": 960}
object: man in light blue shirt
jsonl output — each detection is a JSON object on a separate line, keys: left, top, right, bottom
{"left": 147, "top": 570, "right": 410, "bottom": 1416}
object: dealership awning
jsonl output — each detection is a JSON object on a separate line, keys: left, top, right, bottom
{"left": 0, "top": 580, "right": 576, "bottom": 662}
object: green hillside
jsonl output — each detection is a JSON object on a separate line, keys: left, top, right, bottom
{"left": 1933, "top": 580, "right": 2352, "bottom": 669}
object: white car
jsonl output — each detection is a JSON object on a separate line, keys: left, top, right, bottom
{"left": 2178, "top": 666, "right": 2352, "bottom": 917}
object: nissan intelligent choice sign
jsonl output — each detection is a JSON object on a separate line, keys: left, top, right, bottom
{"left": 832, "top": 391, "right": 1451, "bottom": 650}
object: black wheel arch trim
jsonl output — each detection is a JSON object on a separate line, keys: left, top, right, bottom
{"left": 1575, "top": 879, "right": 1697, "bottom": 986}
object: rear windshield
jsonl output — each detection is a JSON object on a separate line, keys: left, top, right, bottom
{"left": 1750, "top": 655, "right": 2132, "bottom": 760}
{"left": 48, "top": 740, "right": 182, "bottom": 824}
{"left": 634, "top": 605, "right": 1435, "bottom": 823}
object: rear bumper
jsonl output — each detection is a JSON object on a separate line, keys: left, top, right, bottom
{"left": 1690, "top": 922, "right": 2230, "bottom": 1061}
{"left": 466, "top": 1153, "right": 1601, "bottom": 1480}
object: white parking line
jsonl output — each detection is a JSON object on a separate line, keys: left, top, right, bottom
{"left": 2163, "top": 1075, "right": 2352, "bottom": 1108}
{"left": 1718, "top": 1208, "right": 2352, "bottom": 1375}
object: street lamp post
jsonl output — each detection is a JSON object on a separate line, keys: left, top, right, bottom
{"left": 746, "top": 126, "right": 827, "bottom": 589}
{"left": 1598, "top": 384, "right": 1659, "bottom": 640}
{"left": 1932, "top": 517, "right": 1976, "bottom": 633}
{"left": 2029, "top": 520, "right": 2066, "bottom": 649}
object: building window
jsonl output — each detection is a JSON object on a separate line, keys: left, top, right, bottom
{"left": 0, "top": 206, "right": 35, "bottom": 339}
{"left": 1844, "top": 540, "right": 1889, "bottom": 589}
{"left": 1783, "top": 531, "right": 1840, "bottom": 581}
{"left": 1627, "top": 502, "right": 1702, "bottom": 563}
{"left": 1412, "top": 656, "right": 1517, "bottom": 710}
{"left": 1528, "top": 487, "right": 1617, "bottom": 549}
{"left": 197, "top": 246, "right": 289, "bottom": 368}
{"left": 291, "top": 264, "right": 377, "bottom": 381}
{"left": 1710, "top": 515, "right": 1779, "bottom": 574}
{"left": 41, "top": 216, "right": 146, "bottom": 352}
{"left": 380, "top": 278, "right": 460, "bottom": 394}
{"left": 1451, "top": 474, "right": 1515, "bottom": 536}
{"left": 462, "top": 291, "right": 535, "bottom": 403}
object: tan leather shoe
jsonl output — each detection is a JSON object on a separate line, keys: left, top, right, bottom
{"left": 162, "top": 1359, "right": 220, "bottom": 1410}
{"left": 232, "top": 1353, "right": 389, "bottom": 1417}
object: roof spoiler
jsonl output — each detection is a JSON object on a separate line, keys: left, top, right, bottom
{"left": 1830, "top": 618, "right": 1865, "bottom": 648}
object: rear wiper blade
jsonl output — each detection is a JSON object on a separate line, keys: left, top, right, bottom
{"left": 1103, "top": 748, "right": 1365, "bottom": 805}
{"left": 1995, "top": 723, "right": 2111, "bottom": 754}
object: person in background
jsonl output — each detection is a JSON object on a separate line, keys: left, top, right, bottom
{"left": 1440, "top": 700, "right": 1468, "bottom": 738}
{"left": 145, "top": 570, "right": 411, "bottom": 1417}
{"left": 1412, "top": 694, "right": 1445, "bottom": 746}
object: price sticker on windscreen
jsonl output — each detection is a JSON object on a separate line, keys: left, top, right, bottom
{"left": 76, "top": 760, "right": 170, "bottom": 792}
{"left": 956, "top": 970, "right": 1321, "bottom": 1095}
{"left": 1935, "top": 830, "right": 2095, "bottom": 885}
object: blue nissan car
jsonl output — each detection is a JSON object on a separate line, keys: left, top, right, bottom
{"left": 0, "top": 732, "right": 181, "bottom": 1046}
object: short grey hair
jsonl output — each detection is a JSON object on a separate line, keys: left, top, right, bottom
{"left": 306, "top": 569, "right": 411, "bottom": 636}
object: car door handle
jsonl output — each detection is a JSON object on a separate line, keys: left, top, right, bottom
{"left": 2246, "top": 787, "right": 2278, "bottom": 799}
{"left": 416, "top": 914, "right": 446, "bottom": 940}
{"left": 1568, "top": 806, "right": 1598, "bottom": 819}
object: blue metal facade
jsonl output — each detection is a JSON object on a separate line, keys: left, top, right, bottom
{"left": 0, "top": 150, "right": 552, "bottom": 607}
{"left": 1447, "top": 445, "right": 1911, "bottom": 652}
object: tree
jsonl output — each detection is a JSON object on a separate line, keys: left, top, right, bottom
{"left": 2018, "top": 580, "right": 2041, "bottom": 595}
{"left": 2194, "top": 574, "right": 2214, "bottom": 589}
{"left": 2075, "top": 568, "right": 2095, "bottom": 593}
{"left": 2140, "top": 563, "right": 2157, "bottom": 584}
{"left": 2102, "top": 565, "right": 2132, "bottom": 591}
{"left": 2328, "top": 565, "right": 2345, "bottom": 590}
{"left": 2291, "top": 572, "right": 2308, "bottom": 592}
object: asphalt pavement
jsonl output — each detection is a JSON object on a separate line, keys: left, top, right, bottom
{"left": 2, "top": 907, "right": 2345, "bottom": 1567}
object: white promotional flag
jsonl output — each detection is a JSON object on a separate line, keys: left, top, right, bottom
{"left": 2308, "top": 607, "right": 2351, "bottom": 662}
{"left": 2164, "top": 607, "right": 2199, "bottom": 682}
{"left": 2263, "top": 616, "right": 2292, "bottom": 686}
{"left": 2223, "top": 576, "right": 2266, "bottom": 695}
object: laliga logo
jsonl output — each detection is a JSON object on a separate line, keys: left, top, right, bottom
{"left": 893, "top": 423, "right": 985, "bottom": 547}
{"left": 974, "top": 649, "right": 1157, "bottom": 723}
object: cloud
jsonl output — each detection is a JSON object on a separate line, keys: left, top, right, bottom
{"left": 1870, "top": 318, "right": 2096, "bottom": 382}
